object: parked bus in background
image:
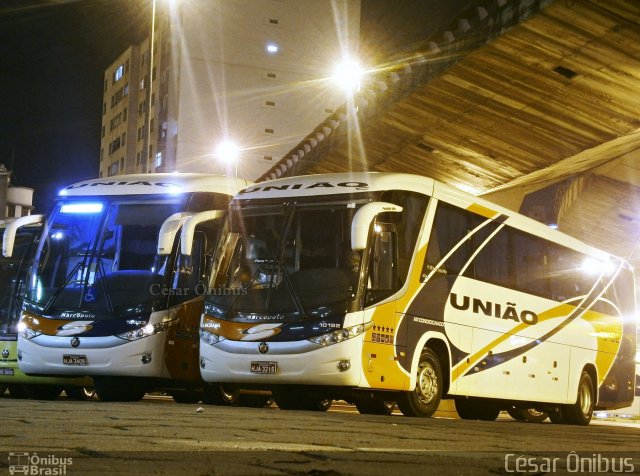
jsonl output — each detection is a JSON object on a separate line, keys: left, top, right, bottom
{"left": 1, "top": 221, "right": 91, "bottom": 399}
{"left": 199, "top": 172, "right": 636, "bottom": 425}
{"left": 6, "top": 174, "right": 249, "bottom": 402}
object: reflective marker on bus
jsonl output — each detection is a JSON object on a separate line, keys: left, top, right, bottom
{"left": 7, "top": 174, "right": 250, "bottom": 402}
{"left": 199, "top": 172, "right": 636, "bottom": 424}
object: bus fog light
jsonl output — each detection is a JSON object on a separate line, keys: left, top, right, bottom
{"left": 141, "top": 353, "right": 152, "bottom": 364}
{"left": 17, "top": 350, "right": 22, "bottom": 361}
{"left": 200, "top": 358, "right": 205, "bottom": 369}
{"left": 337, "top": 359, "right": 350, "bottom": 372}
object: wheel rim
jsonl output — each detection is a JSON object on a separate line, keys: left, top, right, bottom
{"left": 579, "top": 382, "right": 592, "bottom": 416}
{"left": 526, "top": 409, "right": 545, "bottom": 418}
{"left": 415, "top": 361, "right": 438, "bottom": 404}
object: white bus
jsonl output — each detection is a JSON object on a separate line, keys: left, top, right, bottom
{"left": 199, "top": 172, "right": 636, "bottom": 424}
{"left": 6, "top": 174, "right": 249, "bottom": 402}
{"left": 0, "top": 222, "right": 92, "bottom": 400}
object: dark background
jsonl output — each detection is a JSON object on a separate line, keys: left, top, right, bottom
{"left": 0, "top": 0, "right": 471, "bottom": 213}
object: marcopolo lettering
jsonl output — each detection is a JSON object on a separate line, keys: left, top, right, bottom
{"left": 449, "top": 293, "right": 538, "bottom": 325}
{"left": 240, "top": 181, "right": 369, "bottom": 194}
{"left": 65, "top": 181, "right": 178, "bottom": 190}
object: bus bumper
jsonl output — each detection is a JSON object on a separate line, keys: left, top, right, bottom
{"left": 199, "top": 335, "right": 364, "bottom": 387}
{"left": 17, "top": 333, "right": 166, "bottom": 378}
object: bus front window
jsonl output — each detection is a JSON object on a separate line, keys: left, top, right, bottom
{"left": 209, "top": 202, "right": 366, "bottom": 319}
{"left": 26, "top": 200, "right": 181, "bottom": 318}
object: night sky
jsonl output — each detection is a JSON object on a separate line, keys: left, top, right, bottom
{"left": 0, "top": 0, "right": 148, "bottom": 213}
{"left": 0, "top": 0, "right": 471, "bottom": 214}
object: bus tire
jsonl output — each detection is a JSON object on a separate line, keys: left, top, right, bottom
{"left": 397, "top": 348, "right": 443, "bottom": 417}
{"left": 24, "top": 385, "right": 63, "bottom": 401}
{"left": 548, "top": 408, "right": 565, "bottom": 424}
{"left": 354, "top": 396, "right": 396, "bottom": 415}
{"left": 0, "top": 385, "right": 7, "bottom": 396}
{"left": 273, "top": 387, "right": 332, "bottom": 411}
{"left": 65, "top": 387, "right": 96, "bottom": 400}
{"left": 562, "top": 371, "right": 594, "bottom": 426}
{"left": 236, "top": 393, "right": 273, "bottom": 408}
{"left": 94, "top": 377, "right": 145, "bottom": 402}
{"left": 171, "top": 390, "right": 202, "bottom": 404}
{"left": 201, "top": 384, "right": 238, "bottom": 405}
{"left": 455, "top": 399, "right": 500, "bottom": 421}
{"left": 507, "top": 407, "right": 548, "bottom": 423}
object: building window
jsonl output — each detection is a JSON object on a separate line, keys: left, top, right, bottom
{"left": 101, "top": 126, "right": 105, "bottom": 138}
{"left": 155, "top": 152, "right": 163, "bottom": 168}
{"left": 7, "top": 204, "right": 15, "bottom": 218}
{"left": 123, "top": 108, "right": 127, "bottom": 120}
{"left": 124, "top": 83, "right": 129, "bottom": 96}
{"left": 114, "top": 64, "right": 124, "bottom": 83}
{"left": 136, "top": 152, "right": 141, "bottom": 166}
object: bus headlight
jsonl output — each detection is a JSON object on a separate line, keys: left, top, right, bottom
{"left": 17, "top": 321, "right": 41, "bottom": 340}
{"left": 200, "top": 327, "right": 225, "bottom": 346}
{"left": 308, "top": 322, "right": 372, "bottom": 347}
{"left": 117, "top": 321, "right": 172, "bottom": 341}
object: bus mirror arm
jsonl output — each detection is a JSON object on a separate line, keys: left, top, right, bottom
{"left": 351, "top": 202, "right": 402, "bottom": 251}
{"left": 2, "top": 214, "right": 44, "bottom": 258}
{"left": 180, "top": 210, "right": 225, "bottom": 256}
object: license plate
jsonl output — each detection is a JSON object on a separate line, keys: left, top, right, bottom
{"left": 0, "top": 368, "right": 14, "bottom": 376}
{"left": 63, "top": 355, "right": 88, "bottom": 366}
{"left": 250, "top": 361, "right": 277, "bottom": 374}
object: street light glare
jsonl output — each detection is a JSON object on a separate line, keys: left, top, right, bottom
{"left": 216, "top": 140, "right": 240, "bottom": 163}
{"left": 332, "top": 58, "right": 363, "bottom": 94}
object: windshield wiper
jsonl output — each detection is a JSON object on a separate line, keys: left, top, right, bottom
{"left": 42, "top": 261, "right": 84, "bottom": 314}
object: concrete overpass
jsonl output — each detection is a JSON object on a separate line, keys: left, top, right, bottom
{"left": 259, "top": 0, "right": 640, "bottom": 269}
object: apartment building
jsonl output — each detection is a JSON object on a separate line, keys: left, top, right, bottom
{"left": 100, "top": 0, "right": 361, "bottom": 180}
{"left": 0, "top": 164, "right": 34, "bottom": 221}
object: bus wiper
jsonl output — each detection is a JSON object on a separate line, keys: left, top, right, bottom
{"left": 42, "top": 261, "right": 84, "bottom": 314}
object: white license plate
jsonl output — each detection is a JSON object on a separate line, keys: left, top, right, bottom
{"left": 63, "top": 355, "right": 88, "bottom": 366}
{"left": 250, "top": 361, "right": 277, "bottom": 374}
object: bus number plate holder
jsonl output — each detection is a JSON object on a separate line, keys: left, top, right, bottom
{"left": 250, "top": 361, "right": 277, "bottom": 374}
{"left": 63, "top": 355, "right": 88, "bottom": 366}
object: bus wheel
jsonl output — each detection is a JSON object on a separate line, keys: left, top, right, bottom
{"left": 355, "top": 396, "right": 396, "bottom": 415}
{"left": 94, "top": 377, "right": 146, "bottom": 402}
{"left": 236, "top": 393, "right": 273, "bottom": 408}
{"left": 455, "top": 399, "right": 500, "bottom": 421}
{"left": 397, "top": 348, "right": 442, "bottom": 417}
{"left": 507, "top": 407, "right": 548, "bottom": 423}
{"left": 309, "top": 398, "right": 332, "bottom": 412}
{"left": 548, "top": 408, "right": 565, "bottom": 424}
{"left": 562, "top": 371, "right": 594, "bottom": 426}
{"left": 273, "top": 388, "right": 331, "bottom": 411}
{"left": 171, "top": 390, "right": 202, "bottom": 404}
{"left": 201, "top": 384, "right": 238, "bottom": 405}
{"left": 24, "top": 385, "right": 63, "bottom": 400}
{"left": 65, "top": 387, "right": 96, "bottom": 400}
{"left": 7, "top": 384, "right": 27, "bottom": 399}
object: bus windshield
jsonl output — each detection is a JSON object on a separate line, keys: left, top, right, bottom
{"left": 26, "top": 198, "right": 182, "bottom": 319}
{"left": 208, "top": 199, "right": 370, "bottom": 320}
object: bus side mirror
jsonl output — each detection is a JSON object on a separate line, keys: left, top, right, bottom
{"left": 351, "top": 202, "right": 402, "bottom": 251}
{"left": 2, "top": 215, "right": 44, "bottom": 258}
{"left": 157, "top": 212, "right": 194, "bottom": 255}
{"left": 180, "top": 210, "right": 225, "bottom": 256}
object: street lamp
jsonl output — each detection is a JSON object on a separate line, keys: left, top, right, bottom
{"left": 332, "top": 57, "right": 363, "bottom": 96}
{"left": 216, "top": 139, "right": 241, "bottom": 178}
